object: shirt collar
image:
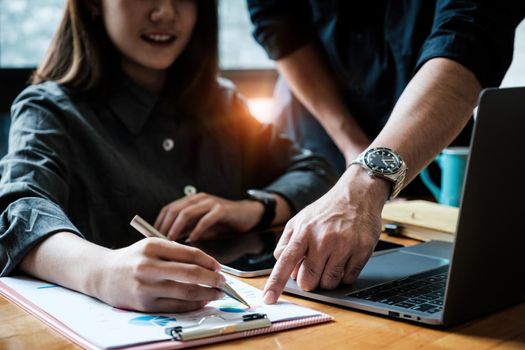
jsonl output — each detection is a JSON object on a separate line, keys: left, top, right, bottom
{"left": 108, "top": 76, "right": 159, "bottom": 135}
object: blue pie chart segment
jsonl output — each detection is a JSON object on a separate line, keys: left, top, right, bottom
{"left": 219, "top": 307, "right": 245, "bottom": 313}
{"left": 129, "top": 315, "right": 177, "bottom": 326}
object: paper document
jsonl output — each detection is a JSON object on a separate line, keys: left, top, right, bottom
{"left": 0, "top": 276, "right": 326, "bottom": 349}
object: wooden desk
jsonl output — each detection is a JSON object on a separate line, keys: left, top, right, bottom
{"left": 2, "top": 235, "right": 525, "bottom": 349}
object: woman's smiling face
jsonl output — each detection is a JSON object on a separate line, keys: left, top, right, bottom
{"left": 99, "top": 0, "right": 197, "bottom": 88}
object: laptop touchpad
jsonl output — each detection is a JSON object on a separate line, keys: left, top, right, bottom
{"left": 284, "top": 248, "right": 449, "bottom": 298}
{"left": 348, "top": 250, "right": 449, "bottom": 293}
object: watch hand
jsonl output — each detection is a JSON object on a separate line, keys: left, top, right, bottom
{"left": 383, "top": 158, "right": 395, "bottom": 166}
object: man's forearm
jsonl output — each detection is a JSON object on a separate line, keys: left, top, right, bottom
{"left": 369, "top": 57, "right": 481, "bottom": 183}
{"left": 277, "top": 42, "right": 370, "bottom": 162}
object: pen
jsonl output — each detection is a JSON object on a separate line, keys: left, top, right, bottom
{"left": 130, "top": 215, "right": 251, "bottom": 308}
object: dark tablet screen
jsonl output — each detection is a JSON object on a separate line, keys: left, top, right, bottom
{"left": 188, "top": 231, "right": 279, "bottom": 275}
{"left": 187, "top": 231, "right": 404, "bottom": 276}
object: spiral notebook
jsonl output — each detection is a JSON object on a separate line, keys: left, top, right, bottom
{"left": 0, "top": 276, "right": 332, "bottom": 349}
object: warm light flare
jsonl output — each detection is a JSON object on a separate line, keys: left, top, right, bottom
{"left": 247, "top": 97, "right": 275, "bottom": 123}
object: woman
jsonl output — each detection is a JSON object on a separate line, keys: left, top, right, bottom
{"left": 0, "top": 0, "right": 335, "bottom": 312}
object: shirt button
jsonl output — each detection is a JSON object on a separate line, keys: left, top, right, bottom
{"left": 302, "top": 149, "right": 313, "bottom": 156}
{"left": 162, "top": 138, "right": 174, "bottom": 151}
{"left": 184, "top": 185, "right": 197, "bottom": 196}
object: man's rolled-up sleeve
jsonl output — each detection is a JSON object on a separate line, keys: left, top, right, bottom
{"left": 0, "top": 87, "right": 82, "bottom": 276}
{"left": 416, "top": 0, "right": 525, "bottom": 87}
{"left": 247, "top": 0, "right": 317, "bottom": 60}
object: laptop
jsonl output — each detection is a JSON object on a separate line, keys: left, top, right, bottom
{"left": 284, "top": 87, "right": 525, "bottom": 326}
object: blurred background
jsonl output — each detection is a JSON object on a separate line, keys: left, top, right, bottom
{"left": 0, "top": 0, "right": 524, "bottom": 157}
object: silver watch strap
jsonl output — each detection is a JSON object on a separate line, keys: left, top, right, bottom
{"left": 389, "top": 163, "right": 407, "bottom": 199}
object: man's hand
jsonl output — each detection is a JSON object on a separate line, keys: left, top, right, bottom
{"left": 154, "top": 193, "right": 264, "bottom": 242}
{"left": 263, "top": 167, "right": 389, "bottom": 304}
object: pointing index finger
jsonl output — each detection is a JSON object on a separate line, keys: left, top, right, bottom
{"left": 263, "top": 237, "right": 306, "bottom": 304}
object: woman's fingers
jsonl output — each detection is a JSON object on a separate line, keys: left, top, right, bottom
{"left": 155, "top": 194, "right": 259, "bottom": 242}
{"left": 144, "top": 279, "right": 224, "bottom": 302}
{"left": 166, "top": 201, "right": 214, "bottom": 240}
{"left": 157, "top": 206, "right": 178, "bottom": 235}
{"left": 146, "top": 239, "right": 221, "bottom": 272}
{"left": 153, "top": 260, "right": 226, "bottom": 289}
{"left": 154, "top": 205, "right": 168, "bottom": 230}
{"left": 104, "top": 237, "right": 227, "bottom": 313}
{"left": 186, "top": 205, "right": 223, "bottom": 242}
{"left": 155, "top": 193, "right": 206, "bottom": 234}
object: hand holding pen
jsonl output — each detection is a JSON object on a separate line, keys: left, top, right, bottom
{"left": 131, "top": 215, "right": 251, "bottom": 308}
{"left": 88, "top": 221, "right": 225, "bottom": 313}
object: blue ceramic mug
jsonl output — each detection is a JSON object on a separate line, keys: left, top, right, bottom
{"left": 0, "top": 114, "right": 10, "bottom": 158}
{"left": 420, "top": 147, "right": 469, "bottom": 207}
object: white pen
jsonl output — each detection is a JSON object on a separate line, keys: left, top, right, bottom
{"left": 130, "top": 215, "right": 251, "bottom": 308}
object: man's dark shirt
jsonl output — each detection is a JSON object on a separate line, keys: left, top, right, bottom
{"left": 248, "top": 0, "right": 524, "bottom": 139}
{"left": 0, "top": 79, "right": 336, "bottom": 276}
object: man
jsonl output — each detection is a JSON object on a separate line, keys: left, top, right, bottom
{"left": 247, "top": 0, "right": 525, "bottom": 304}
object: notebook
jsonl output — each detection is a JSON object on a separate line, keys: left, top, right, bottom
{"left": 381, "top": 200, "right": 459, "bottom": 242}
{"left": 0, "top": 275, "right": 332, "bottom": 349}
{"left": 284, "top": 86, "right": 525, "bottom": 326}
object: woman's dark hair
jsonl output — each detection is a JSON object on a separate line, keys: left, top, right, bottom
{"left": 33, "top": 0, "right": 220, "bottom": 116}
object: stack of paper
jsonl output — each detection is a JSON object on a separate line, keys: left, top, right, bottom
{"left": 381, "top": 200, "right": 459, "bottom": 242}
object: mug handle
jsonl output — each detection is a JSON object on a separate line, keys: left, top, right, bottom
{"left": 420, "top": 156, "right": 442, "bottom": 201}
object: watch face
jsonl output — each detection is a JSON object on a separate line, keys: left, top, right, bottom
{"left": 364, "top": 148, "right": 402, "bottom": 175}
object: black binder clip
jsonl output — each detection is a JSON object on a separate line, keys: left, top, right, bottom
{"left": 384, "top": 223, "right": 403, "bottom": 237}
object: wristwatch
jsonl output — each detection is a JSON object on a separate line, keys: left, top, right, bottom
{"left": 350, "top": 147, "right": 408, "bottom": 200}
{"left": 246, "top": 189, "right": 277, "bottom": 230}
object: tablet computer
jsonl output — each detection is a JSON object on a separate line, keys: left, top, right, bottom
{"left": 187, "top": 230, "right": 404, "bottom": 277}
{"left": 187, "top": 230, "right": 279, "bottom": 277}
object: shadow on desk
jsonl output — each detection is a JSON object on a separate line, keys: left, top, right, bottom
{"left": 287, "top": 283, "right": 525, "bottom": 345}
{"left": 446, "top": 303, "right": 525, "bottom": 344}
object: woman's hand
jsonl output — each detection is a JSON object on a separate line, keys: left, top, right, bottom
{"left": 98, "top": 237, "right": 225, "bottom": 312}
{"left": 154, "top": 193, "right": 264, "bottom": 241}
{"left": 20, "top": 232, "right": 225, "bottom": 313}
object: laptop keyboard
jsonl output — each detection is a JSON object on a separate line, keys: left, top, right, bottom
{"left": 348, "top": 265, "right": 448, "bottom": 314}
